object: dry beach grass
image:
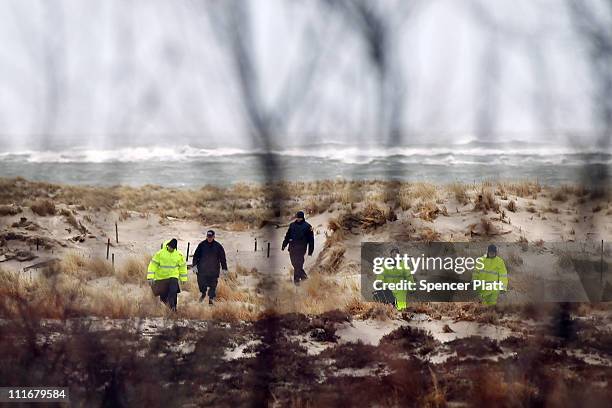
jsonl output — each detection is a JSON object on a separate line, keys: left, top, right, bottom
{"left": 0, "top": 176, "right": 610, "bottom": 406}
{"left": 0, "top": 176, "right": 610, "bottom": 322}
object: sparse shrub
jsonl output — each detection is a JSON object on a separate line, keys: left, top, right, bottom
{"left": 117, "top": 255, "right": 150, "bottom": 283}
{"left": 235, "top": 264, "right": 256, "bottom": 276}
{"left": 360, "top": 202, "right": 395, "bottom": 229}
{"left": 420, "top": 227, "right": 441, "bottom": 242}
{"left": 415, "top": 201, "right": 446, "bottom": 222}
{"left": 88, "top": 258, "right": 114, "bottom": 278}
{"left": 448, "top": 182, "right": 470, "bottom": 205}
{"left": 506, "top": 200, "right": 517, "bottom": 212}
{"left": 398, "top": 185, "right": 413, "bottom": 210}
{"left": 497, "top": 181, "right": 541, "bottom": 197}
{"left": 543, "top": 204, "right": 560, "bottom": 214}
{"left": 0, "top": 205, "right": 21, "bottom": 216}
{"left": 474, "top": 189, "right": 499, "bottom": 213}
{"left": 316, "top": 245, "right": 345, "bottom": 274}
{"left": 211, "top": 302, "right": 256, "bottom": 322}
{"left": 30, "top": 199, "right": 56, "bottom": 216}
{"left": 345, "top": 297, "right": 371, "bottom": 316}
{"left": 551, "top": 189, "right": 568, "bottom": 202}
{"left": 304, "top": 195, "right": 334, "bottom": 215}
{"left": 363, "top": 302, "right": 397, "bottom": 321}
{"left": 54, "top": 252, "right": 89, "bottom": 280}
{"left": 60, "top": 208, "right": 87, "bottom": 233}
{"left": 413, "top": 183, "right": 437, "bottom": 201}
{"left": 480, "top": 217, "right": 496, "bottom": 236}
{"left": 216, "top": 277, "right": 249, "bottom": 302}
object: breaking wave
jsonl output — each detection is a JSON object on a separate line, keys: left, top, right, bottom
{"left": 0, "top": 143, "right": 610, "bottom": 166}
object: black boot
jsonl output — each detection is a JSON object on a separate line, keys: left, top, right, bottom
{"left": 199, "top": 294, "right": 205, "bottom": 302}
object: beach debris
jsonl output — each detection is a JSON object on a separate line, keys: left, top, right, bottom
{"left": 0, "top": 231, "right": 64, "bottom": 249}
{"left": 414, "top": 203, "right": 448, "bottom": 222}
{"left": 0, "top": 250, "right": 37, "bottom": 262}
{"left": 0, "top": 204, "right": 22, "bottom": 216}
{"left": 467, "top": 218, "right": 512, "bottom": 237}
{"left": 23, "top": 258, "right": 60, "bottom": 272}
{"left": 11, "top": 217, "right": 38, "bottom": 229}
{"left": 330, "top": 204, "right": 395, "bottom": 232}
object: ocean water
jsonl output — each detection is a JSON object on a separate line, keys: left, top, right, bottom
{"left": 0, "top": 143, "right": 610, "bottom": 187}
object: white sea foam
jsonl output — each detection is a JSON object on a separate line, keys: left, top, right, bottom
{"left": 0, "top": 143, "right": 609, "bottom": 165}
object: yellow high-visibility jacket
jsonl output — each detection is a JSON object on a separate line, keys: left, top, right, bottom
{"left": 147, "top": 241, "right": 188, "bottom": 282}
{"left": 473, "top": 255, "right": 508, "bottom": 305}
{"left": 381, "top": 264, "right": 415, "bottom": 310}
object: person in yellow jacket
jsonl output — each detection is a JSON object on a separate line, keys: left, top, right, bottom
{"left": 147, "top": 238, "right": 188, "bottom": 311}
{"left": 379, "top": 248, "right": 415, "bottom": 311}
{"left": 473, "top": 244, "right": 508, "bottom": 305}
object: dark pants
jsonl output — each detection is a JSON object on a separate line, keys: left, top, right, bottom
{"left": 197, "top": 274, "right": 218, "bottom": 299}
{"left": 289, "top": 242, "right": 308, "bottom": 283}
{"left": 372, "top": 289, "right": 396, "bottom": 306}
{"left": 154, "top": 278, "right": 180, "bottom": 311}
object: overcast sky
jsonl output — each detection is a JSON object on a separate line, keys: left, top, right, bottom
{"left": 0, "top": 0, "right": 608, "bottom": 151}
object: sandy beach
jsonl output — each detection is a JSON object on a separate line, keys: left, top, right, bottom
{"left": 1, "top": 177, "right": 611, "bottom": 405}
{"left": 1, "top": 177, "right": 610, "bottom": 316}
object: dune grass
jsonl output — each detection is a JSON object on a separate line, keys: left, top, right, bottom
{"left": 4, "top": 177, "right": 600, "bottom": 229}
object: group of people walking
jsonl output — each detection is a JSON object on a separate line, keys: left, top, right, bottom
{"left": 146, "top": 211, "right": 315, "bottom": 311}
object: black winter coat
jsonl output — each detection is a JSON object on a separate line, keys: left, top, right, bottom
{"left": 192, "top": 240, "right": 227, "bottom": 277}
{"left": 282, "top": 220, "right": 314, "bottom": 255}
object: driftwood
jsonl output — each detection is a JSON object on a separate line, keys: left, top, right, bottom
{"left": 23, "top": 258, "right": 60, "bottom": 272}
{"left": 469, "top": 229, "right": 513, "bottom": 237}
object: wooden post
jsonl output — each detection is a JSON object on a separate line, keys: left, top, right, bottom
{"left": 186, "top": 242, "right": 191, "bottom": 262}
{"left": 106, "top": 238, "right": 110, "bottom": 260}
{"left": 161, "top": 242, "right": 163, "bottom": 249}
{"left": 115, "top": 222, "right": 119, "bottom": 243}
{"left": 112, "top": 253, "right": 115, "bottom": 269}
{"left": 267, "top": 242, "right": 270, "bottom": 258}
{"left": 36, "top": 238, "right": 39, "bottom": 252}
{"left": 602, "top": 240, "right": 604, "bottom": 283}
{"left": 254, "top": 238, "right": 257, "bottom": 252}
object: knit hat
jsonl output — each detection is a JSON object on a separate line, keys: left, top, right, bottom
{"left": 167, "top": 238, "right": 178, "bottom": 249}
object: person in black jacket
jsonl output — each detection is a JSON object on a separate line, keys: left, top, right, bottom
{"left": 282, "top": 211, "right": 314, "bottom": 284}
{"left": 192, "top": 230, "right": 227, "bottom": 305}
